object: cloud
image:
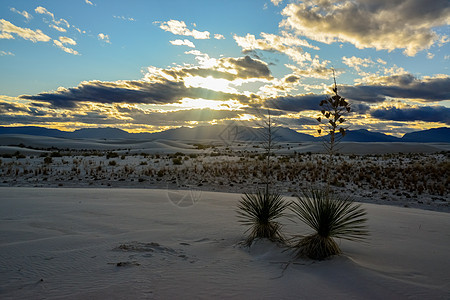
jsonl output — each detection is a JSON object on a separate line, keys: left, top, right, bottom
{"left": 0, "top": 50, "right": 14, "bottom": 56}
{"left": 0, "top": 99, "right": 243, "bottom": 128}
{"left": 264, "top": 94, "right": 326, "bottom": 112}
{"left": 53, "top": 39, "right": 79, "bottom": 55}
{"left": 281, "top": 0, "right": 450, "bottom": 56}
{"left": 113, "top": 16, "right": 135, "bottom": 21}
{"left": 19, "top": 76, "right": 252, "bottom": 108}
{"left": 0, "top": 19, "right": 51, "bottom": 42}
{"left": 59, "top": 36, "right": 76, "bottom": 45}
{"left": 377, "top": 58, "right": 387, "bottom": 65}
{"left": 234, "top": 31, "right": 319, "bottom": 64}
{"left": 264, "top": 92, "right": 370, "bottom": 114}
{"left": 170, "top": 39, "right": 195, "bottom": 48}
{"left": 157, "top": 20, "right": 210, "bottom": 39}
{"left": 98, "top": 33, "right": 111, "bottom": 43}
{"left": 342, "top": 56, "right": 375, "bottom": 72}
{"left": 284, "top": 59, "right": 331, "bottom": 79}
{"left": 220, "top": 56, "right": 272, "bottom": 79}
{"left": 35, "top": 6, "right": 71, "bottom": 33}
{"left": 275, "top": 116, "right": 318, "bottom": 127}
{"left": 116, "top": 106, "right": 241, "bottom": 125}
{"left": 35, "top": 6, "right": 54, "bottom": 19}
{"left": 214, "top": 34, "right": 225, "bottom": 40}
{"left": 10, "top": 8, "right": 32, "bottom": 21}
{"left": 341, "top": 74, "right": 450, "bottom": 103}
{"left": 50, "top": 24, "right": 67, "bottom": 32}
{"left": 158, "top": 55, "right": 272, "bottom": 81}
{"left": 2, "top": 10, "right": 80, "bottom": 55}
{"left": 271, "top": 0, "right": 283, "bottom": 6}
{"left": 85, "top": 0, "right": 94, "bottom": 5}
{"left": 371, "top": 105, "right": 450, "bottom": 124}
{"left": 0, "top": 101, "right": 30, "bottom": 114}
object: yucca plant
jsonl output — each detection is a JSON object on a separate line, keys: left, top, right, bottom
{"left": 290, "top": 189, "right": 368, "bottom": 260}
{"left": 237, "top": 186, "right": 289, "bottom": 245}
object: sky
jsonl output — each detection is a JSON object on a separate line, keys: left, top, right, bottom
{"left": 1, "top": 0, "right": 449, "bottom": 137}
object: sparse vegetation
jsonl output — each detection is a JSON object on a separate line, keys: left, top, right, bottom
{"left": 172, "top": 157, "right": 182, "bottom": 165}
{"left": 290, "top": 189, "right": 368, "bottom": 260}
{"left": 290, "top": 72, "right": 368, "bottom": 260}
{"left": 237, "top": 187, "right": 288, "bottom": 245}
{"left": 237, "top": 110, "right": 289, "bottom": 245}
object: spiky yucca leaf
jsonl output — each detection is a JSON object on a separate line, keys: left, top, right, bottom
{"left": 237, "top": 189, "right": 288, "bottom": 245}
{"left": 291, "top": 189, "right": 368, "bottom": 259}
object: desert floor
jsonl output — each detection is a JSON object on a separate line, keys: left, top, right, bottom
{"left": 1, "top": 188, "right": 449, "bottom": 299}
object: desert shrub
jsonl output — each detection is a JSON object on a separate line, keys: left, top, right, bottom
{"left": 237, "top": 188, "right": 288, "bottom": 245}
{"left": 44, "top": 157, "right": 53, "bottom": 164}
{"left": 172, "top": 157, "right": 182, "bottom": 165}
{"left": 108, "top": 160, "right": 117, "bottom": 166}
{"left": 290, "top": 189, "right": 368, "bottom": 260}
{"left": 106, "top": 152, "right": 119, "bottom": 159}
{"left": 51, "top": 151, "right": 62, "bottom": 157}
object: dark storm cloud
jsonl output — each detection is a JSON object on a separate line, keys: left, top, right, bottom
{"left": 276, "top": 116, "right": 318, "bottom": 126}
{"left": 341, "top": 75, "right": 450, "bottom": 103}
{"left": 18, "top": 55, "right": 270, "bottom": 108}
{"left": 351, "top": 103, "right": 371, "bottom": 114}
{"left": 0, "top": 114, "right": 71, "bottom": 125}
{"left": 19, "top": 79, "right": 251, "bottom": 108}
{"left": 284, "top": 75, "right": 300, "bottom": 83}
{"left": 0, "top": 101, "right": 28, "bottom": 113}
{"left": 264, "top": 94, "right": 326, "bottom": 112}
{"left": 371, "top": 106, "right": 450, "bottom": 124}
{"left": 282, "top": 0, "right": 450, "bottom": 56}
{"left": 222, "top": 56, "right": 272, "bottom": 79}
{"left": 264, "top": 94, "right": 370, "bottom": 114}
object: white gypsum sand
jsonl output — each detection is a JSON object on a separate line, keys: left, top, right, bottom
{"left": 0, "top": 187, "right": 449, "bottom": 299}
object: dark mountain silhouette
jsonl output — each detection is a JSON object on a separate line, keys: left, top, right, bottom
{"left": 70, "top": 127, "right": 139, "bottom": 139}
{"left": 0, "top": 126, "right": 67, "bottom": 137}
{"left": 0, "top": 125, "right": 448, "bottom": 143}
{"left": 401, "top": 127, "right": 450, "bottom": 143}
{"left": 340, "top": 129, "right": 401, "bottom": 142}
{"left": 150, "top": 125, "right": 316, "bottom": 142}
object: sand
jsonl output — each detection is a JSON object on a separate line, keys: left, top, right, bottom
{"left": 1, "top": 187, "right": 449, "bottom": 299}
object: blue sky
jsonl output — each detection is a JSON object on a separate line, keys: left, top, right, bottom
{"left": 1, "top": 0, "right": 449, "bottom": 136}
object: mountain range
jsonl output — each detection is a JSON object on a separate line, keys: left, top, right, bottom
{"left": 0, "top": 126, "right": 448, "bottom": 143}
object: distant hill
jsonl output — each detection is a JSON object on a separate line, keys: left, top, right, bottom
{"left": 150, "top": 125, "right": 316, "bottom": 142}
{"left": 0, "top": 125, "right": 448, "bottom": 143}
{"left": 0, "top": 126, "right": 67, "bottom": 138}
{"left": 401, "top": 127, "right": 450, "bottom": 143}
{"left": 341, "top": 129, "right": 401, "bottom": 142}
{"left": 70, "top": 128, "right": 139, "bottom": 139}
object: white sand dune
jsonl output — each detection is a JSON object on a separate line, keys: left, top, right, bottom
{"left": 0, "top": 187, "right": 448, "bottom": 299}
{"left": 1, "top": 134, "right": 449, "bottom": 155}
{"left": 0, "top": 135, "right": 198, "bottom": 154}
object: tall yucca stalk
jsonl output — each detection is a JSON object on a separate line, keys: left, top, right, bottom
{"left": 237, "top": 186, "right": 288, "bottom": 245}
{"left": 291, "top": 189, "right": 368, "bottom": 260}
